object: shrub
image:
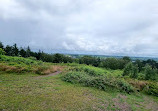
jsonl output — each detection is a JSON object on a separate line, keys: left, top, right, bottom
{"left": 62, "top": 71, "right": 134, "bottom": 93}
{"left": 35, "top": 66, "right": 49, "bottom": 74}
{"left": 0, "top": 55, "right": 53, "bottom": 74}
{"left": 73, "top": 65, "right": 106, "bottom": 76}
{"left": 144, "top": 82, "right": 158, "bottom": 97}
{"left": 0, "top": 48, "right": 5, "bottom": 55}
{"left": 28, "top": 56, "right": 37, "bottom": 60}
{"left": 116, "top": 79, "right": 134, "bottom": 93}
{"left": 137, "top": 73, "right": 146, "bottom": 80}
{"left": 128, "top": 79, "right": 147, "bottom": 91}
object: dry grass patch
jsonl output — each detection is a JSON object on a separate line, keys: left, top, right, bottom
{"left": 128, "top": 79, "right": 148, "bottom": 91}
{"left": 42, "top": 65, "right": 65, "bottom": 74}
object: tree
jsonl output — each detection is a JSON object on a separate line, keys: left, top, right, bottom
{"left": 12, "top": 43, "right": 19, "bottom": 56}
{"left": 79, "top": 56, "right": 101, "bottom": 67}
{"left": 123, "top": 62, "right": 133, "bottom": 76}
{"left": 63, "top": 56, "right": 73, "bottom": 63}
{"left": 0, "top": 41, "right": 4, "bottom": 49}
{"left": 26, "top": 46, "right": 31, "bottom": 57}
{"left": 36, "top": 50, "right": 42, "bottom": 60}
{"left": 53, "top": 53, "right": 64, "bottom": 63}
{"left": 144, "top": 64, "right": 157, "bottom": 80}
{"left": 134, "top": 59, "right": 143, "bottom": 72}
{"left": 19, "top": 47, "right": 26, "bottom": 57}
{"left": 130, "top": 65, "right": 138, "bottom": 78}
{"left": 123, "top": 56, "right": 131, "bottom": 63}
{"left": 101, "top": 58, "right": 119, "bottom": 70}
{"left": 5, "top": 45, "right": 13, "bottom": 56}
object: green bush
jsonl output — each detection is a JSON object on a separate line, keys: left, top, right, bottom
{"left": 62, "top": 71, "right": 134, "bottom": 93}
{"left": 73, "top": 65, "right": 106, "bottom": 76}
{"left": 116, "top": 79, "right": 134, "bottom": 94}
{"left": 0, "top": 48, "right": 5, "bottom": 55}
{"left": 27, "top": 56, "right": 37, "bottom": 60}
{"left": 144, "top": 82, "right": 158, "bottom": 97}
{"left": 0, "top": 55, "right": 50, "bottom": 74}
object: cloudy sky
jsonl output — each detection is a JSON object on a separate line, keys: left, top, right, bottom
{"left": 0, "top": 0, "right": 158, "bottom": 57}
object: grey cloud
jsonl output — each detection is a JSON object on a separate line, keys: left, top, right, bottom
{"left": 0, "top": 0, "right": 158, "bottom": 57}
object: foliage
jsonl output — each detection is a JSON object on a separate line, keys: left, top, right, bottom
{"left": 130, "top": 65, "right": 139, "bottom": 79}
{"left": 0, "top": 48, "right": 5, "bottom": 55}
{"left": 123, "top": 56, "right": 131, "bottom": 63}
{"left": 123, "top": 62, "right": 133, "bottom": 76}
{"left": 1, "top": 41, "right": 158, "bottom": 81}
{"left": 12, "top": 44, "right": 19, "bottom": 56}
{"left": 123, "top": 62, "right": 139, "bottom": 79}
{"left": 0, "top": 41, "right": 4, "bottom": 49}
{"left": 100, "top": 58, "right": 128, "bottom": 70}
{"left": 0, "top": 55, "right": 52, "bottom": 74}
{"left": 79, "top": 56, "right": 100, "bottom": 67}
{"left": 134, "top": 59, "right": 144, "bottom": 72}
{"left": 73, "top": 65, "right": 107, "bottom": 76}
{"left": 144, "top": 64, "right": 157, "bottom": 80}
{"left": 27, "top": 56, "right": 37, "bottom": 60}
{"left": 144, "top": 82, "right": 158, "bottom": 97}
{"left": 62, "top": 70, "right": 134, "bottom": 93}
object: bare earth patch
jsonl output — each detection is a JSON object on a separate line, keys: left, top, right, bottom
{"left": 143, "top": 96, "right": 158, "bottom": 111}
{"left": 35, "top": 71, "right": 62, "bottom": 79}
{"left": 112, "top": 94, "right": 132, "bottom": 111}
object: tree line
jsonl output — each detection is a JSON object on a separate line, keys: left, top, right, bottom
{"left": 0, "top": 41, "right": 73, "bottom": 63}
{"left": 0, "top": 41, "right": 158, "bottom": 80}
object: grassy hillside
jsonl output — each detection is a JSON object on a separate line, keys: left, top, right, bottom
{"left": 0, "top": 55, "right": 158, "bottom": 111}
{"left": 0, "top": 55, "right": 64, "bottom": 74}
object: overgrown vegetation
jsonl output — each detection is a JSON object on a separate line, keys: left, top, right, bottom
{"left": 0, "top": 54, "right": 63, "bottom": 74}
{"left": 61, "top": 64, "right": 158, "bottom": 97}
{"left": 1, "top": 41, "right": 158, "bottom": 97}
{"left": 62, "top": 71, "right": 134, "bottom": 93}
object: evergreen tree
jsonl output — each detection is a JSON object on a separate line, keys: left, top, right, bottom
{"left": 26, "top": 46, "right": 31, "bottom": 57}
{"left": 53, "top": 53, "right": 64, "bottom": 63}
{"left": 36, "top": 50, "right": 42, "bottom": 60}
{"left": 0, "top": 41, "right": 4, "bottom": 49}
{"left": 5, "top": 45, "right": 13, "bottom": 56}
{"left": 12, "top": 43, "right": 19, "bottom": 56}
{"left": 19, "top": 47, "right": 26, "bottom": 57}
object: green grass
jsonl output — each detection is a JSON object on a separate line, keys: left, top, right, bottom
{"left": 62, "top": 63, "right": 123, "bottom": 77}
{"left": 0, "top": 56, "right": 158, "bottom": 110}
{"left": 0, "top": 55, "right": 60, "bottom": 74}
{"left": 0, "top": 71, "right": 158, "bottom": 111}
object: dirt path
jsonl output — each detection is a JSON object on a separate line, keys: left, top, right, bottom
{"left": 35, "top": 71, "right": 62, "bottom": 79}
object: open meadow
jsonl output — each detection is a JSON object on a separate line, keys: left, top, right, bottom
{"left": 0, "top": 55, "right": 158, "bottom": 111}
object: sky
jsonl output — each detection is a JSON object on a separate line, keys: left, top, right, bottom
{"left": 0, "top": 0, "right": 158, "bottom": 57}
